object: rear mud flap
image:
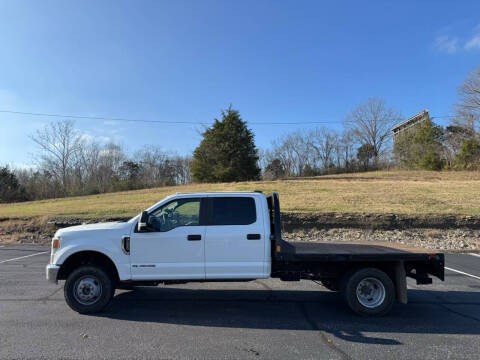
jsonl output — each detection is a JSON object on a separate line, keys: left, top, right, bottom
{"left": 394, "top": 261, "right": 408, "bottom": 304}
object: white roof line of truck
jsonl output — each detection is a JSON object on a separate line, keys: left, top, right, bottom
{"left": 174, "top": 191, "right": 263, "bottom": 195}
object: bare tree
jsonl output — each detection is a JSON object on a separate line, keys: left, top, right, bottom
{"left": 269, "top": 132, "right": 309, "bottom": 177}
{"left": 285, "top": 132, "right": 310, "bottom": 176}
{"left": 134, "top": 146, "right": 191, "bottom": 187}
{"left": 257, "top": 148, "right": 270, "bottom": 174}
{"left": 267, "top": 128, "right": 359, "bottom": 176}
{"left": 30, "top": 120, "right": 83, "bottom": 195}
{"left": 269, "top": 137, "right": 294, "bottom": 177}
{"left": 344, "top": 98, "right": 402, "bottom": 164}
{"left": 338, "top": 129, "right": 357, "bottom": 170}
{"left": 459, "top": 66, "right": 480, "bottom": 112}
{"left": 74, "top": 140, "right": 102, "bottom": 194}
{"left": 452, "top": 108, "right": 478, "bottom": 132}
{"left": 172, "top": 155, "right": 192, "bottom": 185}
{"left": 308, "top": 128, "right": 338, "bottom": 170}
{"left": 96, "top": 143, "right": 126, "bottom": 192}
{"left": 456, "top": 66, "right": 480, "bottom": 132}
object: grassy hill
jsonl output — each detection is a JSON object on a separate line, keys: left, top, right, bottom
{"left": 1, "top": 170, "right": 480, "bottom": 219}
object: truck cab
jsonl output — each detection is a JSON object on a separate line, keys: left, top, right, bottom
{"left": 130, "top": 192, "right": 271, "bottom": 280}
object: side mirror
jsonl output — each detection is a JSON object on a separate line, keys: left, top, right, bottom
{"left": 138, "top": 211, "right": 149, "bottom": 232}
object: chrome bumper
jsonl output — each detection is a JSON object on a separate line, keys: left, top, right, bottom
{"left": 46, "top": 264, "right": 60, "bottom": 284}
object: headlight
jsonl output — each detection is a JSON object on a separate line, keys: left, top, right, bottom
{"left": 50, "top": 237, "right": 61, "bottom": 264}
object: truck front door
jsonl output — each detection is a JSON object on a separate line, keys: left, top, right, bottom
{"left": 130, "top": 197, "right": 206, "bottom": 280}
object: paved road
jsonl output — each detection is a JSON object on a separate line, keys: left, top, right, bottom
{"left": 0, "top": 246, "right": 479, "bottom": 360}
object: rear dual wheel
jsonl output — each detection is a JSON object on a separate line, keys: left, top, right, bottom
{"left": 341, "top": 268, "right": 395, "bottom": 316}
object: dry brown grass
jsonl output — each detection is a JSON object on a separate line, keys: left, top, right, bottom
{"left": 0, "top": 170, "right": 479, "bottom": 219}
{"left": 0, "top": 216, "right": 53, "bottom": 244}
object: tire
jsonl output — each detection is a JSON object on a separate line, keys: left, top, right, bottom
{"left": 341, "top": 268, "right": 395, "bottom": 316}
{"left": 64, "top": 265, "right": 114, "bottom": 314}
{"left": 320, "top": 278, "right": 340, "bottom": 292}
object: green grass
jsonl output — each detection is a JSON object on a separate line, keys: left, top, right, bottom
{"left": 1, "top": 170, "right": 480, "bottom": 219}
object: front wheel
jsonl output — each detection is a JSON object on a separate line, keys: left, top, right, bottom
{"left": 64, "top": 265, "right": 114, "bottom": 314}
{"left": 341, "top": 268, "right": 395, "bottom": 316}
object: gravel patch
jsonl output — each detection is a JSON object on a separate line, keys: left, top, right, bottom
{"left": 283, "top": 228, "right": 480, "bottom": 251}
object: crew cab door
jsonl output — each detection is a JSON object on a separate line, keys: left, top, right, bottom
{"left": 204, "top": 196, "right": 267, "bottom": 279}
{"left": 129, "top": 197, "right": 206, "bottom": 280}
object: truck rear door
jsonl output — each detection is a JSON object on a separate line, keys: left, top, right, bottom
{"left": 204, "top": 195, "right": 267, "bottom": 279}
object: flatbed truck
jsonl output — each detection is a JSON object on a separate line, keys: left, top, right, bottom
{"left": 46, "top": 192, "right": 444, "bottom": 316}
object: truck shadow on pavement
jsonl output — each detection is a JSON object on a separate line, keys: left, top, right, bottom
{"left": 96, "top": 287, "right": 480, "bottom": 346}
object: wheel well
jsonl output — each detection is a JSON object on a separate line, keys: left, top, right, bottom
{"left": 58, "top": 251, "right": 120, "bottom": 283}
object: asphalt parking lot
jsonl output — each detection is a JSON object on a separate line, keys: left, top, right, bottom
{"left": 1, "top": 246, "right": 479, "bottom": 360}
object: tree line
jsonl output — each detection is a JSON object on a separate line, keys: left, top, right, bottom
{"left": 3, "top": 120, "right": 192, "bottom": 202}
{"left": 262, "top": 67, "right": 480, "bottom": 177}
{"left": 1, "top": 65, "right": 479, "bottom": 203}
{"left": 261, "top": 97, "right": 400, "bottom": 178}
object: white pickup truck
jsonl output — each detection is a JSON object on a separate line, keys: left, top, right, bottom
{"left": 46, "top": 192, "right": 444, "bottom": 316}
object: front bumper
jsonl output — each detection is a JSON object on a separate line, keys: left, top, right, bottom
{"left": 46, "top": 264, "right": 60, "bottom": 284}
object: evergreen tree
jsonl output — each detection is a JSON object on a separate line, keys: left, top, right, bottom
{"left": 455, "top": 138, "right": 480, "bottom": 170}
{"left": 357, "top": 143, "right": 376, "bottom": 170}
{"left": 0, "top": 167, "right": 28, "bottom": 203}
{"left": 264, "top": 159, "right": 286, "bottom": 180}
{"left": 394, "top": 119, "right": 444, "bottom": 170}
{"left": 192, "top": 107, "right": 261, "bottom": 182}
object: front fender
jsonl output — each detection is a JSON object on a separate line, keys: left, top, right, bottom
{"left": 55, "top": 243, "right": 111, "bottom": 264}
{"left": 54, "top": 244, "right": 131, "bottom": 281}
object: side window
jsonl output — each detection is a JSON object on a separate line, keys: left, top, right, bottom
{"left": 211, "top": 197, "right": 256, "bottom": 225}
{"left": 149, "top": 198, "right": 201, "bottom": 232}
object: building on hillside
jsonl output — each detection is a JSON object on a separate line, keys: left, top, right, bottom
{"left": 391, "top": 109, "right": 430, "bottom": 141}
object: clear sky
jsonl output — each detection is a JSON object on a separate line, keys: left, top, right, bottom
{"left": 1, "top": 0, "right": 479, "bottom": 167}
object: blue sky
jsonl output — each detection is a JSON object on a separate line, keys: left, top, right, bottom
{"left": 1, "top": 0, "right": 479, "bottom": 167}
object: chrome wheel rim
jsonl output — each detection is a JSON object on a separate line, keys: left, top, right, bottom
{"left": 73, "top": 275, "right": 102, "bottom": 305}
{"left": 355, "top": 277, "right": 385, "bottom": 308}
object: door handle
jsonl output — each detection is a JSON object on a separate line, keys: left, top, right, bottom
{"left": 247, "top": 234, "right": 261, "bottom": 240}
{"left": 187, "top": 234, "right": 202, "bottom": 241}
